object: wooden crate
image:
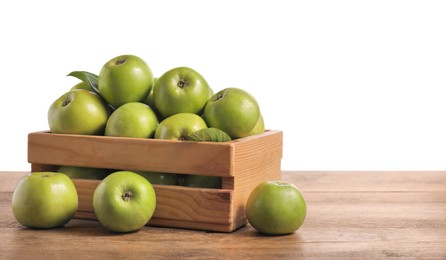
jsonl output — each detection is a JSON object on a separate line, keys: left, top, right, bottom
{"left": 27, "top": 130, "right": 283, "bottom": 232}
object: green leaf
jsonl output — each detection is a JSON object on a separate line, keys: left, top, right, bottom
{"left": 67, "top": 71, "right": 99, "bottom": 93}
{"left": 188, "top": 128, "right": 232, "bottom": 142}
{"left": 67, "top": 71, "right": 116, "bottom": 112}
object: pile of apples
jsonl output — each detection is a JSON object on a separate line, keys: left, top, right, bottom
{"left": 12, "top": 54, "right": 265, "bottom": 233}
{"left": 48, "top": 54, "right": 264, "bottom": 141}
{"left": 12, "top": 54, "right": 307, "bottom": 235}
{"left": 48, "top": 54, "right": 266, "bottom": 189}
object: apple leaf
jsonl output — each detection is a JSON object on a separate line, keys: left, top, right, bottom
{"left": 67, "top": 71, "right": 116, "bottom": 112}
{"left": 188, "top": 128, "right": 232, "bottom": 142}
{"left": 67, "top": 71, "right": 100, "bottom": 94}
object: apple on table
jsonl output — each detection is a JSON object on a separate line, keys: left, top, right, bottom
{"left": 93, "top": 171, "right": 157, "bottom": 233}
{"left": 246, "top": 181, "right": 306, "bottom": 235}
{"left": 12, "top": 172, "right": 79, "bottom": 229}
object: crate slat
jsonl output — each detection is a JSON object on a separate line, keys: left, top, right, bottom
{"left": 28, "top": 130, "right": 283, "bottom": 232}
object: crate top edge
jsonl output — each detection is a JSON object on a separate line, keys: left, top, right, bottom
{"left": 28, "top": 130, "right": 283, "bottom": 147}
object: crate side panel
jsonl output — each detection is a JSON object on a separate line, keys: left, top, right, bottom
{"left": 230, "top": 130, "right": 283, "bottom": 223}
{"left": 232, "top": 130, "right": 283, "bottom": 174}
{"left": 28, "top": 132, "right": 232, "bottom": 176}
{"left": 72, "top": 179, "right": 234, "bottom": 226}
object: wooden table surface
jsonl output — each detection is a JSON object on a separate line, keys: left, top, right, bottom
{"left": 1, "top": 171, "right": 445, "bottom": 259}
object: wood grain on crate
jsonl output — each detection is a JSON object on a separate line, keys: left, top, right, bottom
{"left": 28, "top": 130, "right": 283, "bottom": 232}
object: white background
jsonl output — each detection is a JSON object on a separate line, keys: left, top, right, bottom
{"left": 1, "top": 0, "right": 446, "bottom": 171}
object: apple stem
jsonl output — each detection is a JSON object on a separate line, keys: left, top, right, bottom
{"left": 62, "top": 99, "right": 71, "bottom": 107}
{"left": 115, "top": 58, "right": 127, "bottom": 65}
{"left": 121, "top": 191, "right": 133, "bottom": 201}
{"left": 216, "top": 92, "right": 225, "bottom": 101}
{"left": 177, "top": 79, "right": 188, "bottom": 88}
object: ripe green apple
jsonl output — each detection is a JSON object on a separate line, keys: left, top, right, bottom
{"left": 93, "top": 171, "right": 156, "bottom": 233}
{"left": 246, "top": 113, "right": 265, "bottom": 136}
{"left": 153, "top": 67, "right": 213, "bottom": 118}
{"left": 134, "top": 171, "right": 178, "bottom": 185}
{"left": 105, "top": 102, "right": 158, "bottom": 138}
{"left": 12, "top": 172, "right": 78, "bottom": 229}
{"left": 57, "top": 165, "right": 109, "bottom": 180}
{"left": 183, "top": 175, "right": 222, "bottom": 189}
{"left": 203, "top": 88, "right": 260, "bottom": 139}
{"left": 70, "top": 81, "right": 95, "bottom": 92}
{"left": 142, "top": 78, "right": 163, "bottom": 119}
{"left": 98, "top": 54, "right": 154, "bottom": 108}
{"left": 143, "top": 89, "right": 155, "bottom": 109}
{"left": 48, "top": 89, "right": 109, "bottom": 135}
{"left": 154, "top": 113, "right": 207, "bottom": 140}
{"left": 246, "top": 181, "right": 306, "bottom": 235}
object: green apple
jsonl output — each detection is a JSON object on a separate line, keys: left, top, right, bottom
{"left": 154, "top": 113, "right": 207, "bottom": 140}
{"left": 70, "top": 81, "right": 95, "bottom": 92}
{"left": 57, "top": 165, "right": 109, "bottom": 180}
{"left": 48, "top": 89, "right": 109, "bottom": 135}
{"left": 93, "top": 171, "right": 156, "bottom": 233}
{"left": 98, "top": 54, "right": 154, "bottom": 108}
{"left": 105, "top": 102, "right": 158, "bottom": 138}
{"left": 246, "top": 181, "right": 306, "bottom": 235}
{"left": 183, "top": 175, "right": 221, "bottom": 189}
{"left": 12, "top": 172, "right": 78, "bottom": 229}
{"left": 143, "top": 89, "right": 155, "bottom": 109}
{"left": 134, "top": 171, "right": 178, "bottom": 185}
{"left": 153, "top": 67, "right": 213, "bottom": 118}
{"left": 142, "top": 78, "right": 163, "bottom": 119}
{"left": 203, "top": 88, "right": 260, "bottom": 139}
{"left": 143, "top": 78, "right": 157, "bottom": 107}
{"left": 246, "top": 113, "right": 265, "bottom": 136}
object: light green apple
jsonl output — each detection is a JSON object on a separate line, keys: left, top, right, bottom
{"left": 70, "top": 81, "right": 95, "bottom": 92}
{"left": 98, "top": 54, "right": 154, "bottom": 108}
{"left": 246, "top": 113, "right": 265, "bottom": 136}
{"left": 48, "top": 89, "right": 109, "bottom": 135}
{"left": 105, "top": 102, "right": 158, "bottom": 138}
{"left": 57, "top": 165, "right": 109, "bottom": 180}
{"left": 93, "top": 171, "right": 156, "bottom": 233}
{"left": 153, "top": 67, "right": 213, "bottom": 118}
{"left": 246, "top": 181, "right": 306, "bottom": 235}
{"left": 12, "top": 172, "right": 78, "bottom": 229}
{"left": 203, "top": 88, "right": 260, "bottom": 139}
{"left": 154, "top": 113, "right": 207, "bottom": 140}
{"left": 134, "top": 171, "right": 178, "bottom": 185}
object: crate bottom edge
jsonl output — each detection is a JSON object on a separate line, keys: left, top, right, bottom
{"left": 74, "top": 211, "right": 246, "bottom": 233}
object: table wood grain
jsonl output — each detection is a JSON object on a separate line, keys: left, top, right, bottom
{"left": 1, "top": 171, "right": 445, "bottom": 259}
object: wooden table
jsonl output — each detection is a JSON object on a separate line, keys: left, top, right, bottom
{"left": 1, "top": 171, "right": 445, "bottom": 259}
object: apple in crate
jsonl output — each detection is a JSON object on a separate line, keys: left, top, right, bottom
{"left": 105, "top": 102, "right": 158, "bottom": 138}
{"left": 57, "top": 165, "right": 109, "bottom": 180}
{"left": 12, "top": 172, "right": 78, "bottom": 229}
{"left": 153, "top": 67, "right": 213, "bottom": 118}
{"left": 183, "top": 174, "right": 221, "bottom": 189}
{"left": 93, "top": 171, "right": 156, "bottom": 233}
{"left": 154, "top": 113, "right": 207, "bottom": 140}
{"left": 70, "top": 81, "right": 95, "bottom": 92}
{"left": 98, "top": 54, "right": 154, "bottom": 108}
{"left": 48, "top": 89, "right": 109, "bottom": 135}
{"left": 203, "top": 88, "right": 262, "bottom": 139}
{"left": 134, "top": 171, "right": 178, "bottom": 185}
